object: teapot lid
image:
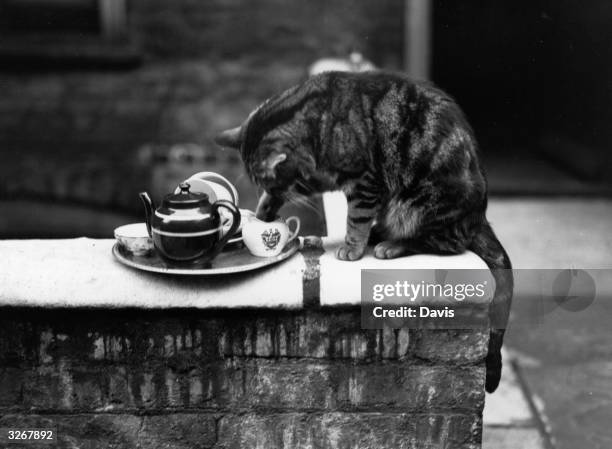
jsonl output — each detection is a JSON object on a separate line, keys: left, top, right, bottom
{"left": 163, "top": 182, "right": 210, "bottom": 209}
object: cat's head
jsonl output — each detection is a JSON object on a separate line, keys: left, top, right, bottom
{"left": 215, "top": 90, "right": 330, "bottom": 197}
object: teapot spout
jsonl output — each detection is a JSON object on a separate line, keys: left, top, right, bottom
{"left": 139, "top": 192, "right": 154, "bottom": 237}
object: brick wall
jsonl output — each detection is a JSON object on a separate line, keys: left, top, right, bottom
{"left": 0, "top": 308, "right": 486, "bottom": 448}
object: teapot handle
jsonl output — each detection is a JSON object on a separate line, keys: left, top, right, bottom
{"left": 139, "top": 192, "right": 154, "bottom": 238}
{"left": 209, "top": 200, "right": 241, "bottom": 260}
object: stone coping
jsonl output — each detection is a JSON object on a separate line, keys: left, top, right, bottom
{"left": 0, "top": 237, "right": 489, "bottom": 309}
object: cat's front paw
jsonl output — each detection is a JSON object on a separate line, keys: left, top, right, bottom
{"left": 336, "top": 244, "right": 366, "bottom": 261}
{"left": 374, "top": 241, "right": 408, "bottom": 259}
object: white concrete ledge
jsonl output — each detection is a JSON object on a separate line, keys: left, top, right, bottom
{"left": 0, "top": 237, "right": 488, "bottom": 309}
{"left": 319, "top": 236, "right": 489, "bottom": 307}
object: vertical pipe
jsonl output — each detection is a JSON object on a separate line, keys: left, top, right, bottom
{"left": 99, "top": 0, "right": 127, "bottom": 42}
{"left": 404, "top": 0, "right": 432, "bottom": 80}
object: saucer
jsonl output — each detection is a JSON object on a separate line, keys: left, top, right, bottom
{"left": 188, "top": 172, "right": 239, "bottom": 205}
{"left": 114, "top": 222, "right": 244, "bottom": 254}
{"left": 173, "top": 178, "right": 220, "bottom": 202}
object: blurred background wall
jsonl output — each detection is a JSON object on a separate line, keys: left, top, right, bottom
{"left": 0, "top": 0, "right": 610, "bottom": 237}
{"left": 0, "top": 0, "right": 401, "bottom": 237}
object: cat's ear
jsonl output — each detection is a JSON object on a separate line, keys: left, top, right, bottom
{"left": 263, "top": 152, "right": 287, "bottom": 178}
{"left": 214, "top": 126, "right": 242, "bottom": 149}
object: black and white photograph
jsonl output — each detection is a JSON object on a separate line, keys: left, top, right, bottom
{"left": 0, "top": 1, "right": 611, "bottom": 448}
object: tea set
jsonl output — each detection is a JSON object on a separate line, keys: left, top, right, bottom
{"left": 113, "top": 172, "right": 301, "bottom": 275}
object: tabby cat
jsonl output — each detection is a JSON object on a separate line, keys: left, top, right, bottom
{"left": 215, "top": 71, "right": 513, "bottom": 393}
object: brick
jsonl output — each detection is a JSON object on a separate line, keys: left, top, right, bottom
{"left": 235, "top": 361, "right": 484, "bottom": 412}
{"left": 218, "top": 312, "right": 410, "bottom": 360}
{"left": 0, "top": 321, "right": 42, "bottom": 365}
{"left": 217, "top": 412, "right": 481, "bottom": 449}
{"left": 412, "top": 329, "right": 489, "bottom": 364}
{"left": 0, "top": 413, "right": 218, "bottom": 449}
{"left": 17, "top": 365, "right": 137, "bottom": 411}
{"left": 343, "top": 364, "right": 485, "bottom": 411}
{"left": 7, "top": 360, "right": 484, "bottom": 413}
{"left": 12, "top": 365, "right": 212, "bottom": 411}
{"left": 0, "top": 311, "right": 418, "bottom": 364}
{"left": 0, "top": 309, "right": 487, "bottom": 448}
{"left": 0, "top": 414, "right": 141, "bottom": 449}
{"left": 21, "top": 366, "right": 72, "bottom": 410}
{"left": 139, "top": 414, "right": 216, "bottom": 449}
{"left": 0, "top": 368, "right": 23, "bottom": 406}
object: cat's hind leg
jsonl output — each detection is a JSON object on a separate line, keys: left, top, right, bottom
{"left": 374, "top": 226, "right": 471, "bottom": 260}
{"left": 374, "top": 199, "right": 473, "bottom": 259}
{"left": 373, "top": 240, "right": 413, "bottom": 259}
{"left": 374, "top": 236, "right": 469, "bottom": 259}
{"left": 373, "top": 198, "right": 424, "bottom": 259}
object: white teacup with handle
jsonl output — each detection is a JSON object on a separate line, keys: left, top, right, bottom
{"left": 242, "top": 215, "right": 300, "bottom": 257}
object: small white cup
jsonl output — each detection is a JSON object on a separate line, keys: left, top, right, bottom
{"left": 114, "top": 223, "right": 154, "bottom": 256}
{"left": 242, "top": 215, "right": 300, "bottom": 257}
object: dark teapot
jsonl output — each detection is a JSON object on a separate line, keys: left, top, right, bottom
{"left": 139, "top": 182, "right": 240, "bottom": 264}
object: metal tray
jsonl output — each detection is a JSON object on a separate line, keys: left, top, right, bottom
{"left": 112, "top": 239, "right": 300, "bottom": 275}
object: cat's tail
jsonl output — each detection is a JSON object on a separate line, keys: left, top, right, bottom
{"left": 468, "top": 221, "right": 513, "bottom": 393}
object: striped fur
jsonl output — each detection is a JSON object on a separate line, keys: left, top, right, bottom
{"left": 215, "top": 71, "right": 513, "bottom": 392}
